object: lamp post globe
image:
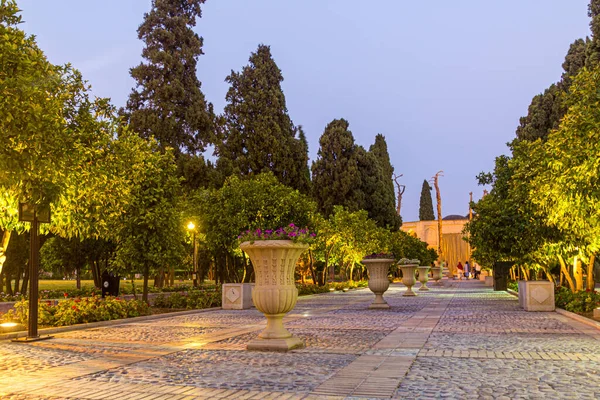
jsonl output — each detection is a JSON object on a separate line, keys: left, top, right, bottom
{"left": 186, "top": 221, "right": 198, "bottom": 287}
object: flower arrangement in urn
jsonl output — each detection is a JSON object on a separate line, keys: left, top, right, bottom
{"left": 363, "top": 252, "right": 395, "bottom": 260}
{"left": 397, "top": 258, "right": 420, "bottom": 265}
{"left": 238, "top": 223, "right": 315, "bottom": 244}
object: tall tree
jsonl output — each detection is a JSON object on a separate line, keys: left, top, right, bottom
{"left": 122, "top": 0, "right": 214, "bottom": 156}
{"left": 586, "top": 0, "right": 600, "bottom": 67}
{"left": 366, "top": 134, "right": 401, "bottom": 230}
{"left": 217, "top": 44, "right": 309, "bottom": 192}
{"left": 311, "top": 119, "right": 363, "bottom": 216}
{"left": 419, "top": 180, "right": 435, "bottom": 221}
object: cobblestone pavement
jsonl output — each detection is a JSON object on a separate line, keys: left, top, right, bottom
{"left": 1, "top": 280, "right": 599, "bottom": 399}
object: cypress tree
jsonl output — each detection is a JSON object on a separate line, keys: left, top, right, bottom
{"left": 517, "top": 1, "right": 600, "bottom": 143}
{"left": 419, "top": 180, "right": 435, "bottom": 221}
{"left": 122, "top": 0, "right": 214, "bottom": 155}
{"left": 587, "top": 0, "right": 600, "bottom": 67}
{"left": 312, "top": 119, "right": 362, "bottom": 216}
{"left": 367, "top": 134, "right": 401, "bottom": 230}
{"left": 217, "top": 44, "right": 309, "bottom": 192}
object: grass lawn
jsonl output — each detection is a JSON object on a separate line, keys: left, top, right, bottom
{"left": 37, "top": 279, "right": 196, "bottom": 291}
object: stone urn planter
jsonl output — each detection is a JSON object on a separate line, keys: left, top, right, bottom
{"left": 417, "top": 266, "right": 431, "bottom": 291}
{"left": 398, "top": 262, "right": 418, "bottom": 296}
{"left": 431, "top": 267, "right": 442, "bottom": 285}
{"left": 362, "top": 258, "right": 395, "bottom": 309}
{"left": 240, "top": 240, "right": 308, "bottom": 351}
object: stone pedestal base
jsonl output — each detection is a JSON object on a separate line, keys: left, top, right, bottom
{"left": 518, "top": 280, "right": 555, "bottom": 311}
{"left": 246, "top": 336, "right": 304, "bottom": 352}
{"left": 484, "top": 276, "right": 494, "bottom": 287}
{"left": 593, "top": 308, "right": 600, "bottom": 319}
{"left": 369, "top": 302, "right": 390, "bottom": 309}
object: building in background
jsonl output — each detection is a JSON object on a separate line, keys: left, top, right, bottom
{"left": 401, "top": 215, "right": 470, "bottom": 277}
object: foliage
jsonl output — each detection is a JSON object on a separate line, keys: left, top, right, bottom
{"left": 311, "top": 119, "right": 363, "bottom": 217}
{"left": 555, "top": 287, "right": 600, "bottom": 313}
{"left": 112, "top": 142, "right": 186, "bottom": 301}
{"left": 296, "top": 281, "right": 368, "bottom": 296}
{"left": 196, "top": 173, "right": 315, "bottom": 254}
{"left": 238, "top": 224, "right": 316, "bottom": 244}
{"left": 389, "top": 230, "right": 437, "bottom": 266}
{"left": 152, "top": 288, "right": 221, "bottom": 309}
{"left": 366, "top": 134, "right": 401, "bottom": 230}
{"left": 418, "top": 180, "right": 435, "bottom": 221}
{"left": 311, "top": 207, "right": 390, "bottom": 282}
{"left": 2, "top": 296, "right": 150, "bottom": 327}
{"left": 121, "top": 0, "right": 213, "bottom": 155}
{"left": 217, "top": 44, "right": 309, "bottom": 193}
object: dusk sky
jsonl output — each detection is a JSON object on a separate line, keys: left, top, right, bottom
{"left": 19, "top": 0, "right": 591, "bottom": 222}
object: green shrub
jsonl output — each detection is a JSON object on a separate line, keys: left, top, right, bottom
{"left": 2, "top": 296, "right": 151, "bottom": 327}
{"left": 555, "top": 287, "right": 600, "bottom": 313}
{"left": 152, "top": 289, "right": 221, "bottom": 310}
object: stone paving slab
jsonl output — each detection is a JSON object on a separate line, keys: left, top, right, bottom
{"left": 1, "top": 280, "right": 599, "bottom": 399}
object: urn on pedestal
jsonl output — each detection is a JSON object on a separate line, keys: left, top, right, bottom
{"left": 240, "top": 240, "right": 308, "bottom": 351}
{"left": 431, "top": 267, "right": 443, "bottom": 285}
{"left": 417, "top": 266, "right": 431, "bottom": 291}
{"left": 398, "top": 258, "right": 419, "bottom": 296}
{"left": 362, "top": 257, "right": 395, "bottom": 309}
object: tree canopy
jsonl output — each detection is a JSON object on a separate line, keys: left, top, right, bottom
{"left": 122, "top": 0, "right": 214, "bottom": 156}
{"left": 217, "top": 45, "right": 309, "bottom": 193}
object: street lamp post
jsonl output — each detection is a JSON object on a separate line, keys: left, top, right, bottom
{"left": 13, "top": 203, "right": 52, "bottom": 342}
{"left": 187, "top": 222, "right": 198, "bottom": 287}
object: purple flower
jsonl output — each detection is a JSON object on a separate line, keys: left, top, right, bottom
{"left": 289, "top": 232, "right": 297, "bottom": 237}
{"left": 310, "top": 233, "right": 316, "bottom": 237}
{"left": 265, "top": 229, "right": 273, "bottom": 234}
{"left": 289, "top": 223, "right": 296, "bottom": 228}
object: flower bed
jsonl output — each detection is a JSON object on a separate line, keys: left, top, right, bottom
{"left": 2, "top": 296, "right": 150, "bottom": 327}
{"left": 152, "top": 289, "right": 222, "bottom": 309}
{"left": 0, "top": 283, "right": 216, "bottom": 302}
{"left": 555, "top": 286, "right": 600, "bottom": 314}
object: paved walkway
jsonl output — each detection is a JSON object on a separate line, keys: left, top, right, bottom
{"left": 1, "top": 280, "right": 599, "bottom": 400}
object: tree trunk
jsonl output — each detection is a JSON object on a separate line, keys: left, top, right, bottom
{"left": 20, "top": 267, "right": 29, "bottom": 295}
{"left": 130, "top": 273, "right": 137, "bottom": 300}
{"left": 91, "top": 260, "right": 100, "bottom": 288}
{"left": 586, "top": 253, "right": 596, "bottom": 291}
{"left": 559, "top": 269, "right": 564, "bottom": 286}
{"left": 308, "top": 250, "right": 317, "bottom": 285}
{"left": 142, "top": 262, "right": 150, "bottom": 304}
{"left": 169, "top": 265, "right": 175, "bottom": 286}
{"left": 574, "top": 256, "right": 584, "bottom": 291}
{"left": 558, "top": 255, "right": 576, "bottom": 292}
{"left": 76, "top": 266, "right": 81, "bottom": 289}
{"left": 544, "top": 266, "right": 555, "bottom": 283}
{"left": 0, "top": 230, "right": 11, "bottom": 276}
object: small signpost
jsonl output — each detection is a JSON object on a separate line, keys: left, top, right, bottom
{"left": 12, "top": 203, "right": 53, "bottom": 342}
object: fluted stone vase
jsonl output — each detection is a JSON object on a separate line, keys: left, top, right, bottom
{"left": 431, "top": 267, "right": 443, "bottom": 285}
{"left": 240, "top": 240, "right": 308, "bottom": 351}
{"left": 362, "top": 258, "right": 394, "bottom": 309}
{"left": 417, "top": 266, "right": 431, "bottom": 291}
{"left": 398, "top": 264, "right": 418, "bottom": 296}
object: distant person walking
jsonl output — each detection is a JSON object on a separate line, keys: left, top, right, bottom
{"left": 474, "top": 262, "right": 482, "bottom": 279}
{"left": 457, "top": 262, "right": 463, "bottom": 280}
{"left": 464, "top": 261, "right": 471, "bottom": 279}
